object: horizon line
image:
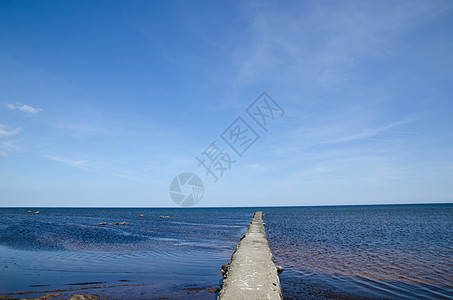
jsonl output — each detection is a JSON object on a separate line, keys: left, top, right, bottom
{"left": 1, "top": 202, "right": 452, "bottom": 209}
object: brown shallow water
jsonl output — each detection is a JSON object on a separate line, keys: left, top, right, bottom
{"left": 265, "top": 204, "right": 453, "bottom": 299}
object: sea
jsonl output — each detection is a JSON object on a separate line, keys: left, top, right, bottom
{"left": 0, "top": 204, "right": 451, "bottom": 299}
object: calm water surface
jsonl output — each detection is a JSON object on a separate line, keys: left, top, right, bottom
{"left": 0, "top": 208, "right": 254, "bottom": 299}
{"left": 266, "top": 204, "right": 453, "bottom": 299}
{"left": 0, "top": 205, "right": 452, "bottom": 299}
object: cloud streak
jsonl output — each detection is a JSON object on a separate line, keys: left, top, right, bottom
{"left": 42, "top": 154, "right": 159, "bottom": 183}
{"left": 43, "top": 155, "right": 87, "bottom": 167}
{"left": 5, "top": 103, "right": 43, "bottom": 113}
{"left": 318, "top": 121, "right": 409, "bottom": 145}
{"left": 0, "top": 125, "right": 21, "bottom": 138}
{"left": 232, "top": 1, "right": 452, "bottom": 87}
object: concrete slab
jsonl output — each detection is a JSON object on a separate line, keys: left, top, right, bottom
{"left": 218, "top": 211, "right": 282, "bottom": 300}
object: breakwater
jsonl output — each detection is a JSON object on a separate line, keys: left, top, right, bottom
{"left": 218, "top": 211, "right": 282, "bottom": 300}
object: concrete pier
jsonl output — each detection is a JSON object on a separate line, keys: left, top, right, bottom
{"left": 218, "top": 211, "right": 282, "bottom": 300}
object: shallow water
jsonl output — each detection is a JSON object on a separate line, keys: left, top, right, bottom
{"left": 0, "top": 205, "right": 452, "bottom": 299}
{"left": 0, "top": 208, "right": 253, "bottom": 299}
{"left": 265, "top": 204, "right": 453, "bottom": 299}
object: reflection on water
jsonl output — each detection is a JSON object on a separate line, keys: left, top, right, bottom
{"left": 265, "top": 204, "right": 453, "bottom": 299}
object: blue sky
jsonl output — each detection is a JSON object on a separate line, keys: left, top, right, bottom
{"left": 1, "top": 0, "right": 452, "bottom": 207}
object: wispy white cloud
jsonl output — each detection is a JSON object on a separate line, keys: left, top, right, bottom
{"left": 42, "top": 154, "right": 161, "bottom": 183}
{"left": 0, "top": 140, "right": 21, "bottom": 152}
{"left": 232, "top": 1, "right": 452, "bottom": 87}
{"left": 319, "top": 121, "right": 409, "bottom": 145}
{"left": 286, "top": 119, "right": 409, "bottom": 147}
{"left": 5, "top": 103, "right": 43, "bottom": 113}
{"left": 5, "top": 103, "right": 16, "bottom": 110}
{"left": 43, "top": 155, "right": 87, "bottom": 167}
{"left": 0, "top": 124, "right": 21, "bottom": 138}
{"left": 0, "top": 139, "right": 21, "bottom": 157}
{"left": 244, "top": 116, "right": 420, "bottom": 191}
{"left": 19, "top": 104, "right": 43, "bottom": 113}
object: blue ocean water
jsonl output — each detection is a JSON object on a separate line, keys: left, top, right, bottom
{"left": 0, "top": 208, "right": 256, "bottom": 299}
{"left": 0, "top": 205, "right": 452, "bottom": 299}
{"left": 265, "top": 204, "right": 453, "bottom": 299}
